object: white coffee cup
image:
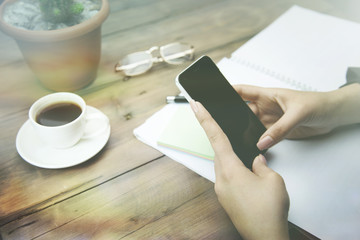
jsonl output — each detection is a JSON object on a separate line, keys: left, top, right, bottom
{"left": 29, "top": 92, "right": 109, "bottom": 149}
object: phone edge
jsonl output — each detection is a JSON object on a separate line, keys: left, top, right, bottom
{"left": 175, "top": 55, "right": 208, "bottom": 103}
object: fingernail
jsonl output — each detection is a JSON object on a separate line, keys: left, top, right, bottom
{"left": 258, "top": 154, "right": 267, "bottom": 165}
{"left": 189, "top": 99, "right": 198, "bottom": 113}
{"left": 257, "top": 135, "right": 274, "bottom": 150}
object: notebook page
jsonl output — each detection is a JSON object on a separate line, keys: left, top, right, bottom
{"left": 232, "top": 5, "right": 360, "bottom": 91}
{"left": 217, "top": 57, "right": 297, "bottom": 89}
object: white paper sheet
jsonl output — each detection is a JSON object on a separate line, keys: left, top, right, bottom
{"left": 134, "top": 103, "right": 360, "bottom": 239}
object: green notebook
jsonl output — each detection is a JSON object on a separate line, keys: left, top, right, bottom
{"left": 157, "top": 105, "right": 215, "bottom": 160}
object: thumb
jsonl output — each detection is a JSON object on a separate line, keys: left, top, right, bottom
{"left": 189, "top": 100, "right": 242, "bottom": 167}
{"left": 257, "top": 110, "right": 300, "bottom": 150}
{"left": 252, "top": 154, "right": 272, "bottom": 177}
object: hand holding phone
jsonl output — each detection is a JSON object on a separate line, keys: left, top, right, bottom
{"left": 176, "top": 56, "right": 266, "bottom": 169}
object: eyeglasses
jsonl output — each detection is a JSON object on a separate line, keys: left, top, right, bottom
{"left": 115, "top": 42, "right": 195, "bottom": 76}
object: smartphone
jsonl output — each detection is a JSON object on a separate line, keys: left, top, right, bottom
{"left": 175, "top": 55, "right": 266, "bottom": 169}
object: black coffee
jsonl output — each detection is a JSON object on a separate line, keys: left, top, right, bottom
{"left": 36, "top": 102, "right": 82, "bottom": 127}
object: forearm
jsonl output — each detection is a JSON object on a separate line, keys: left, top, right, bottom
{"left": 331, "top": 83, "right": 360, "bottom": 127}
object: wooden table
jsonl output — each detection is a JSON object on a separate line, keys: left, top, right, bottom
{"left": 1, "top": 0, "right": 359, "bottom": 239}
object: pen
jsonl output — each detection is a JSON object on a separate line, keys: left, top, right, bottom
{"left": 166, "top": 95, "right": 251, "bottom": 104}
{"left": 166, "top": 95, "right": 188, "bottom": 103}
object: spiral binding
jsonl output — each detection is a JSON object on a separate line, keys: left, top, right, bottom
{"left": 230, "top": 55, "right": 316, "bottom": 91}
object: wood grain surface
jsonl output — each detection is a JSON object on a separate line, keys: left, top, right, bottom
{"left": 1, "top": 0, "right": 359, "bottom": 239}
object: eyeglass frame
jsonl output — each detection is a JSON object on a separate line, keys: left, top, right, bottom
{"left": 114, "top": 42, "right": 195, "bottom": 75}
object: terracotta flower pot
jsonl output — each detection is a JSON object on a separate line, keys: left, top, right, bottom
{"left": 0, "top": 0, "right": 109, "bottom": 91}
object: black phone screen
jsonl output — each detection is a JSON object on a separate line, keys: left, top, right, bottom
{"left": 178, "top": 56, "right": 266, "bottom": 169}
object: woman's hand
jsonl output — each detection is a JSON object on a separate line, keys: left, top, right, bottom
{"left": 190, "top": 100, "right": 290, "bottom": 240}
{"left": 235, "top": 84, "right": 360, "bottom": 150}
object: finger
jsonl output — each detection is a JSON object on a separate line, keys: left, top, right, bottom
{"left": 257, "top": 109, "right": 301, "bottom": 150}
{"left": 189, "top": 100, "right": 242, "bottom": 167}
{"left": 247, "top": 102, "right": 259, "bottom": 116}
{"left": 233, "top": 84, "right": 267, "bottom": 101}
{"left": 252, "top": 154, "right": 273, "bottom": 177}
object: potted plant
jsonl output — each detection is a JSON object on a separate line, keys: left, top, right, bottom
{"left": 0, "top": 0, "right": 109, "bottom": 91}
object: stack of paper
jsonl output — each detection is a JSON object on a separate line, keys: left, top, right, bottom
{"left": 157, "top": 105, "right": 214, "bottom": 160}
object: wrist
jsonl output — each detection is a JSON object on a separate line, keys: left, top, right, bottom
{"left": 332, "top": 83, "right": 360, "bottom": 127}
{"left": 238, "top": 221, "right": 289, "bottom": 240}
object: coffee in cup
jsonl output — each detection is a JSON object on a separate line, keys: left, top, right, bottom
{"left": 29, "top": 92, "right": 108, "bottom": 149}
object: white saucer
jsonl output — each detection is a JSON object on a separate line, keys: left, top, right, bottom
{"left": 16, "top": 106, "right": 111, "bottom": 169}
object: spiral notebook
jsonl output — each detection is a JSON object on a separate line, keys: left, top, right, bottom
{"left": 217, "top": 5, "right": 360, "bottom": 92}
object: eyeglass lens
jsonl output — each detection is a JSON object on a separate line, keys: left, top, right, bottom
{"left": 116, "top": 42, "right": 194, "bottom": 76}
{"left": 161, "top": 43, "right": 194, "bottom": 64}
{"left": 119, "top": 51, "right": 154, "bottom": 76}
